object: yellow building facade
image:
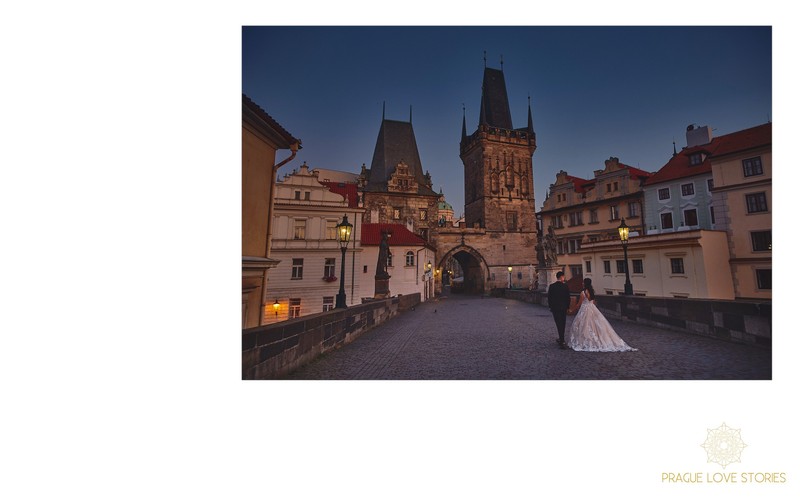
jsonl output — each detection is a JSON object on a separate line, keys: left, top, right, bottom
{"left": 242, "top": 95, "right": 301, "bottom": 328}
{"left": 710, "top": 123, "right": 772, "bottom": 299}
{"left": 537, "top": 157, "right": 652, "bottom": 288}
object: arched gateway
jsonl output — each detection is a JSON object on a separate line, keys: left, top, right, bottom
{"left": 438, "top": 244, "right": 488, "bottom": 294}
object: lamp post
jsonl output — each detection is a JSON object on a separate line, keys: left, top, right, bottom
{"left": 507, "top": 266, "right": 513, "bottom": 289}
{"left": 618, "top": 218, "right": 634, "bottom": 295}
{"left": 335, "top": 215, "right": 353, "bottom": 309}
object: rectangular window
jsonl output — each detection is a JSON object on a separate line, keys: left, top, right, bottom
{"left": 289, "top": 298, "right": 301, "bottom": 318}
{"left": 684, "top": 208, "right": 698, "bottom": 227}
{"left": 405, "top": 251, "right": 414, "bottom": 267}
{"left": 291, "top": 259, "right": 303, "bottom": 279}
{"left": 570, "top": 265, "right": 582, "bottom": 278}
{"left": 304, "top": 191, "right": 311, "bottom": 201}
{"left": 568, "top": 211, "right": 582, "bottom": 226}
{"left": 658, "top": 188, "right": 670, "bottom": 200}
{"left": 567, "top": 239, "right": 580, "bottom": 254}
{"left": 756, "top": 269, "right": 771, "bottom": 289}
{"left": 589, "top": 208, "right": 598, "bottom": 224}
{"left": 603, "top": 260, "right": 611, "bottom": 274}
{"left": 660, "top": 212, "right": 673, "bottom": 230}
{"left": 393, "top": 208, "right": 401, "bottom": 220}
{"left": 632, "top": 259, "right": 643, "bottom": 274}
{"left": 294, "top": 191, "right": 300, "bottom": 200}
{"left": 610, "top": 205, "right": 619, "bottom": 220}
{"left": 506, "top": 211, "right": 518, "bottom": 230}
{"left": 293, "top": 220, "right": 306, "bottom": 240}
{"left": 743, "top": 157, "right": 763, "bottom": 177}
{"left": 628, "top": 202, "right": 639, "bottom": 218}
{"left": 585, "top": 260, "right": 592, "bottom": 273}
{"left": 322, "top": 296, "right": 334, "bottom": 312}
{"left": 670, "top": 258, "right": 685, "bottom": 274}
{"left": 324, "top": 258, "right": 336, "bottom": 278}
{"left": 613, "top": 181, "right": 619, "bottom": 191}
{"left": 606, "top": 183, "right": 612, "bottom": 192}
{"left": 551, "top": 215, "right": 563, "bottom": 228}
{"left": 616, "top": 260, "right": 626, "bottom": 274}
{"left": 746, "top": 192, "right": 768, "bottom": 213}
{"left": 681, "top": 183, "right": 695, "bottom": 196}
{"left": 751, "top": 231, "right": 771, "bottom": 252}
{"left": 326, "top": 221, "right": 337, "bottom": 240}
{"left": 710, "top": 206, "right": 715, "bottom": 225}
{"left": 689, "top": 153, "right": 702, "bottom": 166}
{"left": 707, "top": 179, "right": 714, "bottom": 192}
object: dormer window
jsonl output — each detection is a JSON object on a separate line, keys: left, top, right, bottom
{"left": 689, "top": 153, "right": 703, "bottom": 166}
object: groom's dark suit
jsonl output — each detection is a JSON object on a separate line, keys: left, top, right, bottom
{"left": 547, "top": 279, "right": 572, "bottom": 347}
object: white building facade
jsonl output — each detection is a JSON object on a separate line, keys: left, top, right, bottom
{"left": 266, "top": 164, "right": 366, "bottom": 322}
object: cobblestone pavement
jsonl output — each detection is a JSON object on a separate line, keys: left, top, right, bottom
{"left": 286, "top": 294, "right": 772, "bottom": 380}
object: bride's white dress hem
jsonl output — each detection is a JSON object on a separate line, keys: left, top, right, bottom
{"left": 566, "top": 291, "right": 637, "bottom": 352}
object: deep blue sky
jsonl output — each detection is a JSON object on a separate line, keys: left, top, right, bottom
{"left": 243, "top": 26, "right": 771, "bottom": 217}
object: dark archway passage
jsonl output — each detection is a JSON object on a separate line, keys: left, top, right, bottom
{"left": 439, "top": 245, "right": 488, "bottom": 295}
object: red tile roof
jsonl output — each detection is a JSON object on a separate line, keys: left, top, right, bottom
{"left": 565, "top": 175, "right": 592, "bottom": 193}
{"left": 320, "top": 181, "right": 360, "bottom": 208}
{"left": 361, "top": 223, "right": 428, "bottom": 247}
{"left": 645, "top": 123, "right": 771, "bottom": 186}
{"left": 712, "top": 122, "right": 771, "bottom": 157}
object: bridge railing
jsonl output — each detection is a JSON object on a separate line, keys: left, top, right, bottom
{"left": 498, "top": 289, "right": 771, "bottom": 348}
{"left": 242, "top": 293, "right": 421, "bottom": 379}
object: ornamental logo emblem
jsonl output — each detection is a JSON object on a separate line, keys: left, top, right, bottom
{"left": 701, "top": 422, "right": 747, "bottom": 469}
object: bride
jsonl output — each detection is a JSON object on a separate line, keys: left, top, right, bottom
{"left": 566, "top": 278, "right": 637, "bottom": 352}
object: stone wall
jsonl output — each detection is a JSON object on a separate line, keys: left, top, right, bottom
{"left": 242, "top": 293, "right": 421, "bottom": 379}
{"left": 499, "top": 289, "right": 771, "bottom": 347}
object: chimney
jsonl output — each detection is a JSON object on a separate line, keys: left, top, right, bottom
{"left": 686, "top": 124, "right": 713, "bottom": 148}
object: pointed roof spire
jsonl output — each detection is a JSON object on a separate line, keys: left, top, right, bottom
{"left": 461, "top": 103, "right": 467, "bottom": 140}
{"left": 527, "top": 94, "right": 533, "bottom": 133}
{"left": 672, "top": 138, "right": 677, "bottom": 157}
{"left": 478, "top": 66, "right": 512, "bottom": 129}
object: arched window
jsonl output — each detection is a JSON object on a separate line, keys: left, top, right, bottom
{"left": 405, "top": 251, "right": 415, "bottom": 266}
{"left": 491, "top": 172, "right": 500, "bottom": 193}
{"left": 504, "top": 166, "right": 514, "bottom": 188}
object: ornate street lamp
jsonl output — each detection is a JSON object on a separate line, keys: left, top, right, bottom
{"left": 273, "top": 299, "right": 280, "bottom": 318}
{"left": 335, "top": 215, "right": 353, "bottom": 309}
{"left": 617, "top": 218, "right": 634, "bottom": 295}
{"left": 507, "top": 266, "right": 513, "bottom": 289}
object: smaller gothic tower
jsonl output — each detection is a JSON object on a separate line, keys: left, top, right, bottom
{"left": 361, "top": 115, "right": 439, "bottom": 240}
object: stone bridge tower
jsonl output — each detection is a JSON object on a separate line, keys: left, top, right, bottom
{"left": 432, "top": 63, "right": 538, "bottom": 293}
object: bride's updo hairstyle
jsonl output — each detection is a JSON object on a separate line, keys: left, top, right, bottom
{"left": 583, "top": 278, "right": 595, "bottom": 301}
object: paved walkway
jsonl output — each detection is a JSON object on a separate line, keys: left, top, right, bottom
{"left": 286, "top": 294, "right": 772, "bottom": 380}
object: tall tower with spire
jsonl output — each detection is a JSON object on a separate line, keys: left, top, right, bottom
{"left": 460, "top": 65, "right": 536, "bottom": 232}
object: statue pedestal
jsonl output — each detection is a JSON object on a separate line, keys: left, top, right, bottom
{"left": 374, "top": 275, "right": 391, "bottom": 299}
{"left": 536, "top": 265, "right": 560, "bottom": 293}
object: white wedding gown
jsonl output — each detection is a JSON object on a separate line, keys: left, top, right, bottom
{"left": 566, "top": 290, "right": 637, "bottom": 352}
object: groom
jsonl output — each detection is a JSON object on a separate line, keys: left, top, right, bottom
{"left": 547, "top": 271, "right": 571, "bottom": 349}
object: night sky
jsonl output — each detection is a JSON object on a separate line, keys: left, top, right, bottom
{"left": 243, "top": 26, "right": 771, "bottom": 217}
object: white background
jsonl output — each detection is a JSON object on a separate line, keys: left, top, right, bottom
{"left": 0, "top": 2, "right": 794, "bottom": 503}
